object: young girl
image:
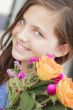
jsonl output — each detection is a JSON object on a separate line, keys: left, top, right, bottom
{"left": 0, "top": 0, "right": 73, "bottom": 108}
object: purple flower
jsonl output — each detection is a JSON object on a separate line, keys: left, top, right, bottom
{"left": 28, "top": 57, "right": 39, "bottom": 64}
{"left": 47, "top": 84, "right": 56, "bottom": 96}
{"left": 7, "top": 69, "right": 16, "bottom": 77}
{"left": 17, "top": 71, "right": 25, "bottom": 79}
{"left": 14, "top": 60, "right": 22, "bottom": 70}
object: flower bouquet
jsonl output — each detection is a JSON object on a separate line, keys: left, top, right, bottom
{"left": 5, "top": 55, "right": 73, "bottom": 110}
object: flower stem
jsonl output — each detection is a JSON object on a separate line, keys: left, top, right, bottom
{"left": 9, "top": 92, "right": 20, "bottom": 108}
{"left": 16, "top": 107, "right": 21, "bottom": 110}
{"left": 41, "top": 98, "right": 50, "bottom": 105}
{"left": 65, "top": 107, "right": 68, "bottom": 110}
{"left": 4, "top": 93, "right": 8, "bottom": 108}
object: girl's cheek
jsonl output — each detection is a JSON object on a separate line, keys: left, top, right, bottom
{"left": 12, "top": 27, "right": 17, "bottom": 36}
{"left": 12, "top": 23, "right": 23, "bottom": 36}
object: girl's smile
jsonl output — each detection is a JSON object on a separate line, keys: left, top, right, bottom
{"left": 15, "top": 40, "right": 30, "bottom": 52}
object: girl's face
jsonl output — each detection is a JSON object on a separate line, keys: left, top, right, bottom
{"left": 12, "top": 5, "right": 61, "bottom": 61}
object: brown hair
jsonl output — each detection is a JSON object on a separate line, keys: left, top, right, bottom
{"left": 0, "top": 0, "right": 73, "bottom": 84}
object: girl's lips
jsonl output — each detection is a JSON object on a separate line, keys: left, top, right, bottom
{"left": 15, "top": 41, "right": 30, "bottom": 52}
{"left": 17, "top": 42, "right": 26, "bottom": 50}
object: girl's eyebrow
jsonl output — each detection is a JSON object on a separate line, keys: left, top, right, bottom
{"left": 22, "top": 16, "right": 46, "bottom": 36}
{"left": 32, "top": 25, "right": 47, "bottom": 38}
{"left": 32, "top": 25, "right": 44, "bottom": 33}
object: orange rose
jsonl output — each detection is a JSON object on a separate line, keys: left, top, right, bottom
{"left": 56, "top": 77, "right": 73, "bottom": 108}
{"left": 36, "top": 56, "right": 62, "bottom": 80}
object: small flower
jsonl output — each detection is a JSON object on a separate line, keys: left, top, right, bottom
{"left": 28, "top": 57, "right": 39, "bottom": 64}
{"left": 7, "top": 69, "right": 16, "bottom": 77}
{"left": 14, "top": 60, "right": 22, "bottom": 70}
{"left": 17, "top": 71, "right": 25, "bottom": 79}
{"left": 54, "top": 73, "right": 64, "bottom": 84}
{"left": 47, "top": 54, "right": 55, "bottom": 59}
{"left": 47, "top": 84, "right": 56, "bottom": 95}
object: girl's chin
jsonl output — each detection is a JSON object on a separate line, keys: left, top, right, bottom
{"left": 12, "top": 49, "right": 32, "bottom": 61}
{"left": 12, "top": 50, "right": 25, "bottom": 61}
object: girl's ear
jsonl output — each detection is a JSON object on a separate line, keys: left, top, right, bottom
{"left": 54, "top": 43, "right": 69, "bottom": 57}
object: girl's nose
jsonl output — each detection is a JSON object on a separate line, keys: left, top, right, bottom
{"left": 17, "top": 29, "right": 30, "bottom": 42}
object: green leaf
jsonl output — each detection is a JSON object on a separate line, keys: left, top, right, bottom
{"left": 20, "top": 91, "right": 35, "bottom": 110}
{"left": 34, "top": 108, "right": 43, "bottom": 110}
{"left": 29, "top": 80, "right": 54, "bottom": 93}
{"left": 35, "top": 101, "right": 43, "bottom": 109}
{"left": 43, "top": 102, "right": 71, "bottom": 110}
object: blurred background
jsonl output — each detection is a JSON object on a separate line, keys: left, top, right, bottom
{"left": 0, "top": 0, "right": 73, "bottom": 77}
{"left": 0, "top": 0, "right": 26, "bottom": 35}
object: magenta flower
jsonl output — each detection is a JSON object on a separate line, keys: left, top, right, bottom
{"left": 54, "top": 73, "right": 64, "bottom": 84}
{"left": 47, "top": 84, "right": 56, "bottom": 96}
{"left": 47, "top": 54, "right": 55, "bottom": 59}
{"left": 28, "top": 57, "right": 39, "bottom": 64}
{"left": 17, "top": 71, "right": 25, "bottom": 79}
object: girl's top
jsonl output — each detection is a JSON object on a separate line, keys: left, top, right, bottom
{"left": 0, "top": 82, "right": 9, "bottom": 108}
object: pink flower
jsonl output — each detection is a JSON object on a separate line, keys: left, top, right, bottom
{"left": 54, "top": 73, "right": 64, "bottom": 84}
{"left": 47, "top": 54, "right": 55, "bottom": 59}
{"left": 47, "top": 84, "right": 56, "bottom": 96}
{"left": 17, "top": 71, "right": 25, "bottom": 79}
{"left": 28, "top": 57, "right": 39, "bottom": 64}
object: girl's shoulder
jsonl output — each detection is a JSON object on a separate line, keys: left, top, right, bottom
{"left": 0, "top": 82, "right": 9, "bottom": 108}
{"left": 0, "top": 82, "right": 7, "bottom": 94}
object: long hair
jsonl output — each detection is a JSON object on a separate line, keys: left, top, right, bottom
{"left": 0, "top": 0, "right": 73, "bottom": 84}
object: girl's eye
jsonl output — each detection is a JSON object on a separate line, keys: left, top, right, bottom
{"left": 34, "top": 30, "right": 43, "bottom": 38}
{"left": 18, "top": 19, "right": 25, "bottom": 25}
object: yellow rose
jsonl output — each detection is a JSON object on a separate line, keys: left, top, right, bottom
{"left": 56, "top": 77, "right": 73, "bottom": 108}
{"left": 36, "top": 56, "right": 62, "bottom": 80}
